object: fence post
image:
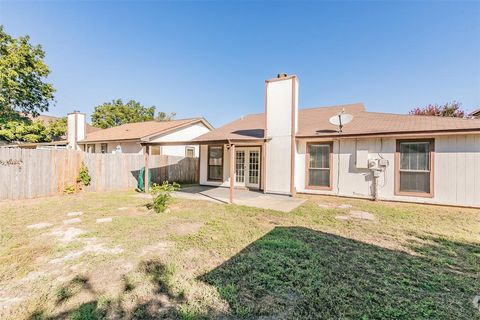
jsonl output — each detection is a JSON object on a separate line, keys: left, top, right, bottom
{"left": 144, "top": 146, "right": 149, "bottom": 193}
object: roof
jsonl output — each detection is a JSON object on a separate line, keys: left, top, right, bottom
{"left": 469, "top": 108, "right": 480, "bottom": 117}
{"left": 193, "top": 103, "right": 480, "bottom": 142}
{"left": 79, "top": 118, "right": 212, "bottom": 143}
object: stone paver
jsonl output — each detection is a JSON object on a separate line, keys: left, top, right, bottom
{"left": 26, "top": 222, "right": 53, "bottom": 229}
{"left": 117, "top": 207, "right": 129, "bottom": 211}
{"left": 338, "top": 204, "right": 353, "bottom": 209}
{"left": 96, "top": 217, "right": 113, "bottom": 223}
{"left": 63, "top": 218, "right": 81, "bottom": 225}
{"left": 318, "top": 203, "right": 333, "bottom": 208}
{"left": 350, "top": 210, "right": 375, "bottom": 220}
{"left": 67, "top": 211, "right": 83, "bottom": 217}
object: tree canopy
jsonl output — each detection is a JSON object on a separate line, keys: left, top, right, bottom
{"left": 0, "top": 116, "right": 66, "bottom": 143}
{"left": 409, "top": 101, "right": 466, "bottom": 118}
{"left": 0, "top": 25, "right": 55, "bottom": 117}
{"left": 91, "top": 99, "right": 174, "bottom": 129}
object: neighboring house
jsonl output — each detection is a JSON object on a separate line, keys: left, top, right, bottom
{"left": 67, "top": 112, "right": 213, "bottom": 157}
{"left": 469, "top": 108, "right": 480, "bottom": 119}
{"left": 192, "top": 74, "right": 480, "bottom": 208}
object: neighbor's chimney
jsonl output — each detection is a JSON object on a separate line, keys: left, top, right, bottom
{"left": 67, "top": 111, "right": 86, "bottom": 151}
{"left": 264, "top": 74, "right": 299, "bottom": 195}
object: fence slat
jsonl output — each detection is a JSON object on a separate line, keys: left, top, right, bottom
{"left": 0, "top": 149, "right": 199, "bottom": 200}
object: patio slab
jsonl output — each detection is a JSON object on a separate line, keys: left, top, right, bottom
{"left": 172, "top": 186, "right": 305, "bottom": 212}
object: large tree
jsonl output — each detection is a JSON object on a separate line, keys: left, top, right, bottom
{"left": 0, "top": 117, "right": 66, "bottom": 143}
{"left": 409, "top": 101, "right": 466, "bottom": 118}
{"left": 0, "top": 25, "right": 55, "bottom": 118}
{"left": 91, "top": 99, "right": 157, "bottom": 128}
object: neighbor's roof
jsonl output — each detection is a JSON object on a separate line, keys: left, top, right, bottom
{"left": 79, "top": 118, "right": 212, "bottom": 143}
{"left": 469, "top": 108, "right": 480, "bottom": 117}
{"left": 193, "top": 103, "right": 480, "bottom": 142}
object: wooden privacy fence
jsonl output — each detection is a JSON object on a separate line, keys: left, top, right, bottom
{"left": 0, "top": 148, "right": 199, "bottom": 200}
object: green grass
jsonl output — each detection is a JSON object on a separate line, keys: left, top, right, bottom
{"left": 0, "top": 191, "right": 479, "bottom": 319}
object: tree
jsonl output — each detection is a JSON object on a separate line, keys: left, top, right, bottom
{"left": 0, "top": 25, "right": 55, "bottom": 117}
{"left": 91, "top": 99, "right": 156, "bottom": 129}
{"left": 0, "top": 117, "right": 66, "bottom": 143}
{"left": 409, "top": 101, "right": 466, "bottom": 118}
{"left": 156, "top": 111, "right": 176, "bottom": 121}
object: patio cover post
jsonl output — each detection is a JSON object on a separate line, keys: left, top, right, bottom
{"left": 229, "top": 143, "right": 235, "bottom": 203}
{"left": 144, "top": 145, "right": 149, "bottom": 193}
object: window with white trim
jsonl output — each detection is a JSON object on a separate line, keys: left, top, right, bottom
{"left": 208, "top": 146, "right": 223, "bottom": 181}
{"left": 307, "top": 143, "right": 331, "bottom": 188}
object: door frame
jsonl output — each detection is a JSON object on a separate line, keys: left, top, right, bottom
{"left": 234, "top": 146, "right": 261, "bottom": 190}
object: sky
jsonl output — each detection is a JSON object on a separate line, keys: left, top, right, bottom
{"left": 1, "top": 1, "right": 479, "bottom": 127}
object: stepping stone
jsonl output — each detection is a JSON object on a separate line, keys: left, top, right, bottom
{"left": 350, "top": 210, "right": 375, "bottom": 221}
{"left": 63, "top": 218, "right": 81, "bottom": 225}
{"left": 117, "top": 207, "right": 129, "bottom": 211}
{"left": 96, "top": 217, "right": 112, "bottom": 223}
{"left": 67, "top": 211, "right": 83, "bottom": 217}
{"left": 26, "top": 222, "right": 53, "bottom": 229}
{"left": 338, "top": 204, "right": 353, "bottom": 209}
{"left": 335, "top": 215, "right": 351, "bottom": 220}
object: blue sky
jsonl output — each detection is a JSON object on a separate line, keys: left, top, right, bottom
{"left": 1, "top": 1, "right": 479, "bottom": 127}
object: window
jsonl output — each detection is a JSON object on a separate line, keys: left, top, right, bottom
{"left": 396, "top": 139, "right": 434, "bottom": 196}
{"left": 151, "top": 146, "right": 161, "bottom": 155}
{"left": 87, "top": 144, "right": 96, "bottom": 153}
{"left": 185, "top": 147, "right": 195, "bottom": 158}
{"left": 100, "top": 143, "right": 108, "bottom": 154}
{"left": 208, "top": 145, "right": 223, "bottom": 181}
{"left": 306, "top": 142, "right": 332, "bottom": 189}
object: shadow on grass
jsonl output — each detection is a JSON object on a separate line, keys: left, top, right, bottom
{"left": 28, "top": 227, "right": 479, "bottom": 319}
{"left": 199, "top": 227, "right": 480, "bottom": 319}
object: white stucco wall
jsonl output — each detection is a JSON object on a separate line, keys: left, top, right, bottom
{"left": 295, "top": 134, "right": 480, "bottom": 207}
{"left": 67, "top": 113, "right": 86, "bottom": 151}
{"left": 264, "top": 77, "right": 297, "bottom": 195}
{"left": 149, "top": 122, "right": 210, "bottom": 157}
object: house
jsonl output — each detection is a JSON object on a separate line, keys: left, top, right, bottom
{"left": 192, "top": 74, "right": 480, "bottom": 208}
{"left": 67, "top": 112, "right": 213, "bottom": 157}
{"left": 470, "top": 108, "right": 480, "bottom": 119}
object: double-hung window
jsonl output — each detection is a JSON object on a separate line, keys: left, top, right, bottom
{"left": 208, "top": 146, "right": 223, "bottom": 181}
{"left": 306, "top": 142, "right": 332, "bottom": 189}
{"left": 397, "top": 140, "right": 434, "bottom": 196}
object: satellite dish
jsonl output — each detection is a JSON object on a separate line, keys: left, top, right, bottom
{"left": 328, "top": 109, "right": 353, "bottom": 133}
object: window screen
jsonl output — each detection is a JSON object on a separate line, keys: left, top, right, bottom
{"left": 308, "top": 144, "right": 331, "bottom": 187}
{"left": 399, "top": 142, "right": 431, "bottom": 193}
{"left": 208, "top": 146, "right": 223, "bottom": 181}
{"left": 186, "top": 147, "right": 194, "bottom": 158}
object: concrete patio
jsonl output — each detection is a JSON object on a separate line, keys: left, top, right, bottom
{"left": 172, "top": 186, "right": 305, "bottom": 212}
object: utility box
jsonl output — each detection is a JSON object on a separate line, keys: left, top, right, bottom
{"left": 356, "top": 149, "right": 369, "bottom": 169}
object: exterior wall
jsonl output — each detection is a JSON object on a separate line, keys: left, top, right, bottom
{"left": 80, "top": 142, "right": 143, "bottom": 154}
{"left": 149, "top": 122, "right": 210, "bottom": 157}
{"left": 67, "top": 112, "right": 86, "bottom": 151}
{"left": 265, "top": 77, "right": 298, "bottom": 195}
{"left": 296, "top": 134, "right": 480, "bottom": 207}
{"left": 199, "top": 144, "right": 231, "bottom": 187}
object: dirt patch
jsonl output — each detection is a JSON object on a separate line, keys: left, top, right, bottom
{"left": 88, "top": 259, "right": 134, "bottom": 295}
{"left": 141, "top": 241, "right": 174, "bottom": 256}
{"left": 165, "top": 218, "right": 204, "bottom": 236}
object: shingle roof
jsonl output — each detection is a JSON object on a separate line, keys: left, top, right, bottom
{"left": 79, "top": 118, "right": 211, "bottom": 143}
{"left": 193, "top": 103, "right": 480, "bottom": 142}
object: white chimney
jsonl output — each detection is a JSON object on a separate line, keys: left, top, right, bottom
{"left": 264, "top": 74, "right": 299, "bottom": 195}
{"left": 67, "top": 111, "right": 86, "bottom": 151}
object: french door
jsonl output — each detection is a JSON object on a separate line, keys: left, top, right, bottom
{"left": 235, "top": 147, "right": 260, "bottom": 189}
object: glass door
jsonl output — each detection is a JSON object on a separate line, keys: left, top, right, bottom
{"left": 246, "top": 150, "right": 260, "bottom": 189}
{"left": 235, "top": 150, "right": 245, "bottom": 186}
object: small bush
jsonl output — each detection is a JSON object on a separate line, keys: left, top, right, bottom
{"left": 64, "top": 185, "right": 76, "bottom": 194}
{"left": 76, "top": 162, "right": 91, "bottom": 187}
{"left": 149, "top": 181, "right": 180, "bottom": 213}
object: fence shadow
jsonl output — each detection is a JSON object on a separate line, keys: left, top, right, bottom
{"left": 199, "top": 226, "right": 479, "bottom": 319}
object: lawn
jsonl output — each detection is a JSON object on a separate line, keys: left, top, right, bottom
{"left": 0, "top": 190, "right": 479, "bottom": 319}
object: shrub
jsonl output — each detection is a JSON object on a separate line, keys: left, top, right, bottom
{"left": 76, "top": 162, "right": 91, "bottom": 187}
{"left": 149, "top": 181, "right": 180, "bottom": 213}
{"left": 63, "top": 185, "right": 76, "bottom": 194}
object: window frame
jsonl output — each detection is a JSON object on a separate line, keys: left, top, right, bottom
{"left": 305, "top": 141, "right": 333, "bottom": 190}
{"left": 395, "top": 138, "right": 435, "bottom": 198}
{"left": 185, "top": 146, "right": 195, "bottom": 158}
{"left": 207, "top": 145, "right": 224, "bottom": 182}
{"left": 100, "top": 143, "right": 108, "bottom": 154}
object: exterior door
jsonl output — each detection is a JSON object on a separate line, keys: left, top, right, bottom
{"left": 235, "top": 147, "right": 260, "bottom": 189}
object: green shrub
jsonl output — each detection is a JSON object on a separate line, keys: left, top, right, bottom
{"left": 63, "top": 185, "right": 76, "bottom": 194}
{"left": 149, "top": 181, "right": 180, "bottom": 213}
{"left": 76, "top": 162, "right": 91, "bottom": 187}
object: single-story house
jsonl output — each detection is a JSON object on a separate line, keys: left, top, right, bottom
{"left": 192, "top": 74, "right": 480, "bottom": 208}
{"left": 67, "top": 112, "right": 213, "bottom": 157}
